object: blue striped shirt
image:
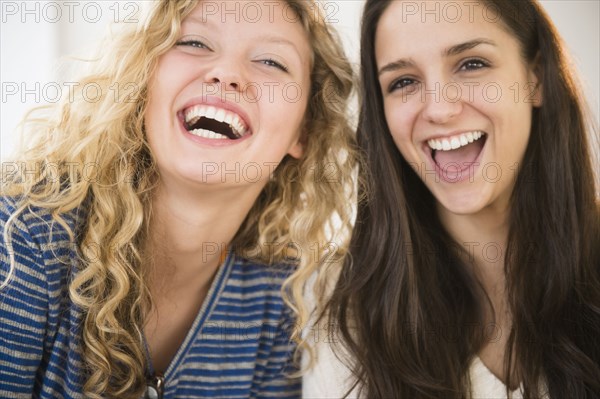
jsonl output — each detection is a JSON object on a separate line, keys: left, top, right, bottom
{"left": 0, "top": 196, "right": 301, "bottom": 398}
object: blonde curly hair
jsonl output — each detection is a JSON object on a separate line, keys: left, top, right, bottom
{"left": 1, "top": 0, "right": 356, "bottom": 397}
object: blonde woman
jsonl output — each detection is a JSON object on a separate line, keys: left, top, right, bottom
{"left": 0, "top": 1, "right": 356, "bottom": 398}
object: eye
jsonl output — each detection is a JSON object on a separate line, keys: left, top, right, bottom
{"left": 258, "top": 58, "right": 289, "bottom": 73}
{"left": 388, "top": 77, "right": 419, "bottom": 94}
{"left": 459, "top": 58, "right": 489, "bottom": 71}
{"left": 176, "top": 39, "right": 211, "bottom": 51}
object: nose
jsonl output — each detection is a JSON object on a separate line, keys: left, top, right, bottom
{"left": 205, "top": 59, "right": 244, "bottom": 91}
{"left": 420, "top": 80, "right": 463, "bottom": 124}
{"left": 208, "top": 75, "right": 240, "bottom": 91}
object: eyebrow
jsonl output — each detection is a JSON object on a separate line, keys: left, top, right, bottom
{"left": 378, "top": 39, "right": 497, "bottom": 76}
{"left": 182, "top": 15, "right": 297, "bottom": 50}
{"left": 251, "top": 34, "right": 306, "bottom": 68}
{"left": 378, "top": 59, "right": 415, "bottom": 77}
{"left": 180, "top": 18, "right": 302, "bottom": 60}
{"left": 445, "top": 39, "right": 496, "bottom": 56}
{"left": 256, "top": 35, "right": 302, "bottom": 54}
{"left": 183, "top": 15, "right": 210, "bottom": 26}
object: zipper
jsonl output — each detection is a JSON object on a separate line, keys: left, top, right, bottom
{"left": 145, "top": 374, "right": 164, "bottom": 399}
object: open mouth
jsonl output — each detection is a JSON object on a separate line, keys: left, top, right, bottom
{"left": 182, "top": 104, "right": 250, "bottom": 140}
{"left": 428, "top": 130, "right": 487, "bottom": 170}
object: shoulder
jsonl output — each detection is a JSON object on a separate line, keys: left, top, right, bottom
{"left": 301, "top": 270, "right": 360, "bottom": 399}
{"left": 215, "top": 255, "right": 298, "bottom": 336}
{"left": 0, "top": 196, "right": 87, "bottom": 396}
{"left": 1, "top": 195, "right": 84, "bottom": 293}
{"left": 1, "top": 195, "right": 84, "bottom": 247}
{"left": 1, "top": 196, "right": 48, "bottom": 286}
{"left": 229, "top": 255, "right": 297, "bottom": 296}
{"left": 302, "top": 336, "right": 359, "bottom": 399}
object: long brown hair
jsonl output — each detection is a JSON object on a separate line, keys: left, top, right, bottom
{"left": 327, "top": 0, "right": 600, "bottom": 397}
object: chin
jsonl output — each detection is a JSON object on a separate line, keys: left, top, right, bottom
{"left": 432, "top": 187, "right": 488, "bottom": 216}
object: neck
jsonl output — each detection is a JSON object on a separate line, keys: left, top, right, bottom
{"left": 438, "top": 201, "right": 509, "bottom": 265}
{"left": 145, "top": 181, "right": 263, "bottom": 292}
{"left": 437, "top": 201, "right": 510, "bottom": 297}
{"left": 437, "top": 202, "right": 517, "bottom": 386}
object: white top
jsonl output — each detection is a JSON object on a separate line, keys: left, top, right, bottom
{"left": 302, "top": 337, "right": 546, "bottom": 399}
{"left": 469, "top": 356, "right": 523, "bottom": 399}
{"left": 302, "top": 327, "right": 359, "bottom": 398}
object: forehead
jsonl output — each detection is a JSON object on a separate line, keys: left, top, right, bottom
{"left": 182, "top": 0, "right": 312, "bottom": 62}
{"left": 375, "top": 0, "right": 515, "bottom": 60}
{"left": 184, "top": 0, "right": 305, "bottom": 31}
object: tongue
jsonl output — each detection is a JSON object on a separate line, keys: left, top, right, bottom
{"left": 434, "top": 138, "right": 485, "bottom": 168}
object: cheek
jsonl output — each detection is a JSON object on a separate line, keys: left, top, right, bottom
{"left": 508, "top": 112, "right": 533, "bottom": 161}
{"left": 149, "top": 53, "right": 189, "bottom": 99}
{"left": 144, "top": 79, "right": 177, "bottom": 154}
{"left": 384, "top": 100, "right": 414, "bottom": 145}
{"left": 144, "top": 55, "right": 189, "bottom": 131}
{"left": 143, "top": 113, "right": 162, "bottom": 160}
{"left": 266, "top": 83, "right": 308, "bottom": 132}
{"left": 280, "top": 81, "right": 308, "bottom": 114}
{"left": 145, "top": 71, "right": 170, "bottom": 119}
{"left": 478, "top": 91, "right": 534, "bottom": 142}
{"left": 144, "top": 83, "right": 166, "bottom": 140}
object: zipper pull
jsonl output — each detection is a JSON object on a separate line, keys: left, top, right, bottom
{"left": 145, "top": 374, "right": 164, "bottom": 399}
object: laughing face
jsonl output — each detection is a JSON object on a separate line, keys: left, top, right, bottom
{"left": 376, "top": 0, "right": 542, "bottom": 215}
{"left": 145, "top": 0, "right": 310, "bottom": 190}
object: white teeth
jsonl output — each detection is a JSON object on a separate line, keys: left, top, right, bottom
{"left": 189, "top": 128, "right": 228, "bottom": 140}
{"left": 450, "top": 138, "right": 460, "bottom": 149}
{"left": 183, "top": 104, "right": 249, "bottom": 137}
{"left": 427, "top": 131, "right": 486, "bottom": 151}
{"left": 233, "top": 120, "right": 243, "bottom": 134}
{"left": 205, "top": 106, "right": 216, "bottom": 120}
{"left": 214, "top": 109, "right": 226, "bottom": 123}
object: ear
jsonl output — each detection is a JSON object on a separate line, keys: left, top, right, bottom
{"left": 287, "top": 129, "right": 306, "bottom": 159}
{"left": 528, "top": 52, "right": 543, "bottom": 107}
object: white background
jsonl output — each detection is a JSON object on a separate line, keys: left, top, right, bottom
{"left": 1, "top": 0, "right": 598, "bottom": 160}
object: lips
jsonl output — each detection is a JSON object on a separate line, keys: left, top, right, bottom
{"left": 179, "top": 101, "right": 252, "bottom": 141}
{"left": 428, "top": 130, "right": 487, "bottom": 168}
{"left": 423, "top": 130, "right": 488, "bottom": 182}
{"left": 428, "top": 131, "right": 485, "bottom": 152}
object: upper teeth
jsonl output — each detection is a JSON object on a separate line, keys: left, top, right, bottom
{"left": 427, "top": 131, "right": 484, "bottom": 151}
{"left": 184, "top": 104, "right": 248, "bottom": 137}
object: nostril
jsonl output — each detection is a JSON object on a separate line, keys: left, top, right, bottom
{"left": 208, "top": 79, "right": 239, "bottom": 90}
{"left": 206, "top": 79, "right": 241, "bottom": 94}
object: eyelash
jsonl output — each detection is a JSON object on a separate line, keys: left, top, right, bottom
{"left": 388, "top": 77, "right": 419, "bottom": 93}
{"left": 459, "top": 58, "right": 490, "bottom": 71}
{"left": 176, "top": 39, "right": 211, "bottom": 50}
{"left": 387, "top": 58, "right": 491, "bottom": 93}
{"left": 176, "top": 40, "right": 288, "bottom": 73}
{"left": 259, "top": 59, "right": 289, "bottom": 72}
